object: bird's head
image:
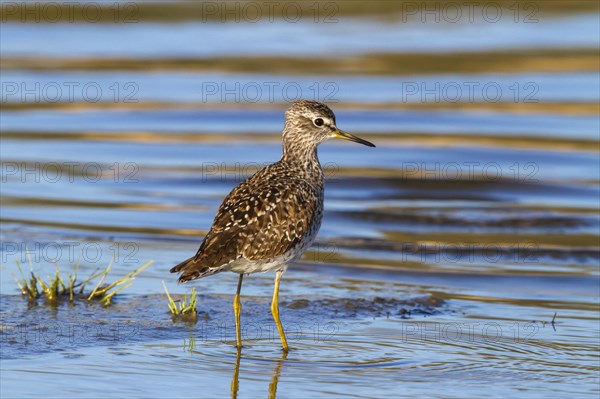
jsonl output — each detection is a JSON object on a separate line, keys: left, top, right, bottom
{"left": 282, "top": 100, "right": 375, "bottom": 159}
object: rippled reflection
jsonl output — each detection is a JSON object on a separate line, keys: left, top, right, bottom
{"left": 230, "top": 348, "right": 287, "bottom": 399}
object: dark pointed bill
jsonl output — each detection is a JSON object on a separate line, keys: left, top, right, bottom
{"left": 334, "top": 129, "right": 376, "bottom": 147}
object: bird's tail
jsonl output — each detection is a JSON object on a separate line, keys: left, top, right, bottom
{"left": 170, "top": 257, "right": 215, "bottom": 283}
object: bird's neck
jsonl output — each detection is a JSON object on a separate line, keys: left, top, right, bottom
{"left": 282, "top": 139, "right": 321, "bottom": 175}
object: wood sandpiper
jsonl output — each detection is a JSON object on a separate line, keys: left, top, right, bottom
{"left": 171, "top": 100, "right": 375, "bottom": 351}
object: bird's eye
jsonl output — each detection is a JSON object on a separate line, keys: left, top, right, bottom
{"left": 313, "top": 118, "right": 324, "bottom": 127}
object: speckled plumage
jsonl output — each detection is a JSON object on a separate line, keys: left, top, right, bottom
{"left": 171, "top": 100, "right": 374, "bottom": 283}
{"left": 171, "top": 160, "right": 324, "bottom": 282}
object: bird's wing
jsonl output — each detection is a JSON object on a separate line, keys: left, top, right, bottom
{"left": 171, "top": 165, "right": 319, "bottom": 282}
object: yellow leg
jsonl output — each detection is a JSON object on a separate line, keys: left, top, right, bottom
{"left": 233, "top": 274, "right": 244, "bottom": 349}
{"left": 270, "top": 269, "right": 289, "bottom": 352}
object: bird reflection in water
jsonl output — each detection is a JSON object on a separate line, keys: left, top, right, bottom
{"left": 183, "top": 335, "right": 287, "bottom": 398}
{"left": 231, "top": 348, "right": 287, "bottom": 399}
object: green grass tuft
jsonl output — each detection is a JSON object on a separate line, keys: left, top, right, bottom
{"left": 162, "top": 281, "right": 197, "bottom": 321}
{"left": 10, "top": 255, "right": 152, "bottom": 306}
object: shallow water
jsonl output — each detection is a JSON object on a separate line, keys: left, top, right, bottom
{"left": 1, "top": 2, "right": 599, "bottom": 398}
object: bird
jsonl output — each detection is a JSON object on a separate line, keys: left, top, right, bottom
{"left": 170, "top": 100, "right": 375, "bottom": 351}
